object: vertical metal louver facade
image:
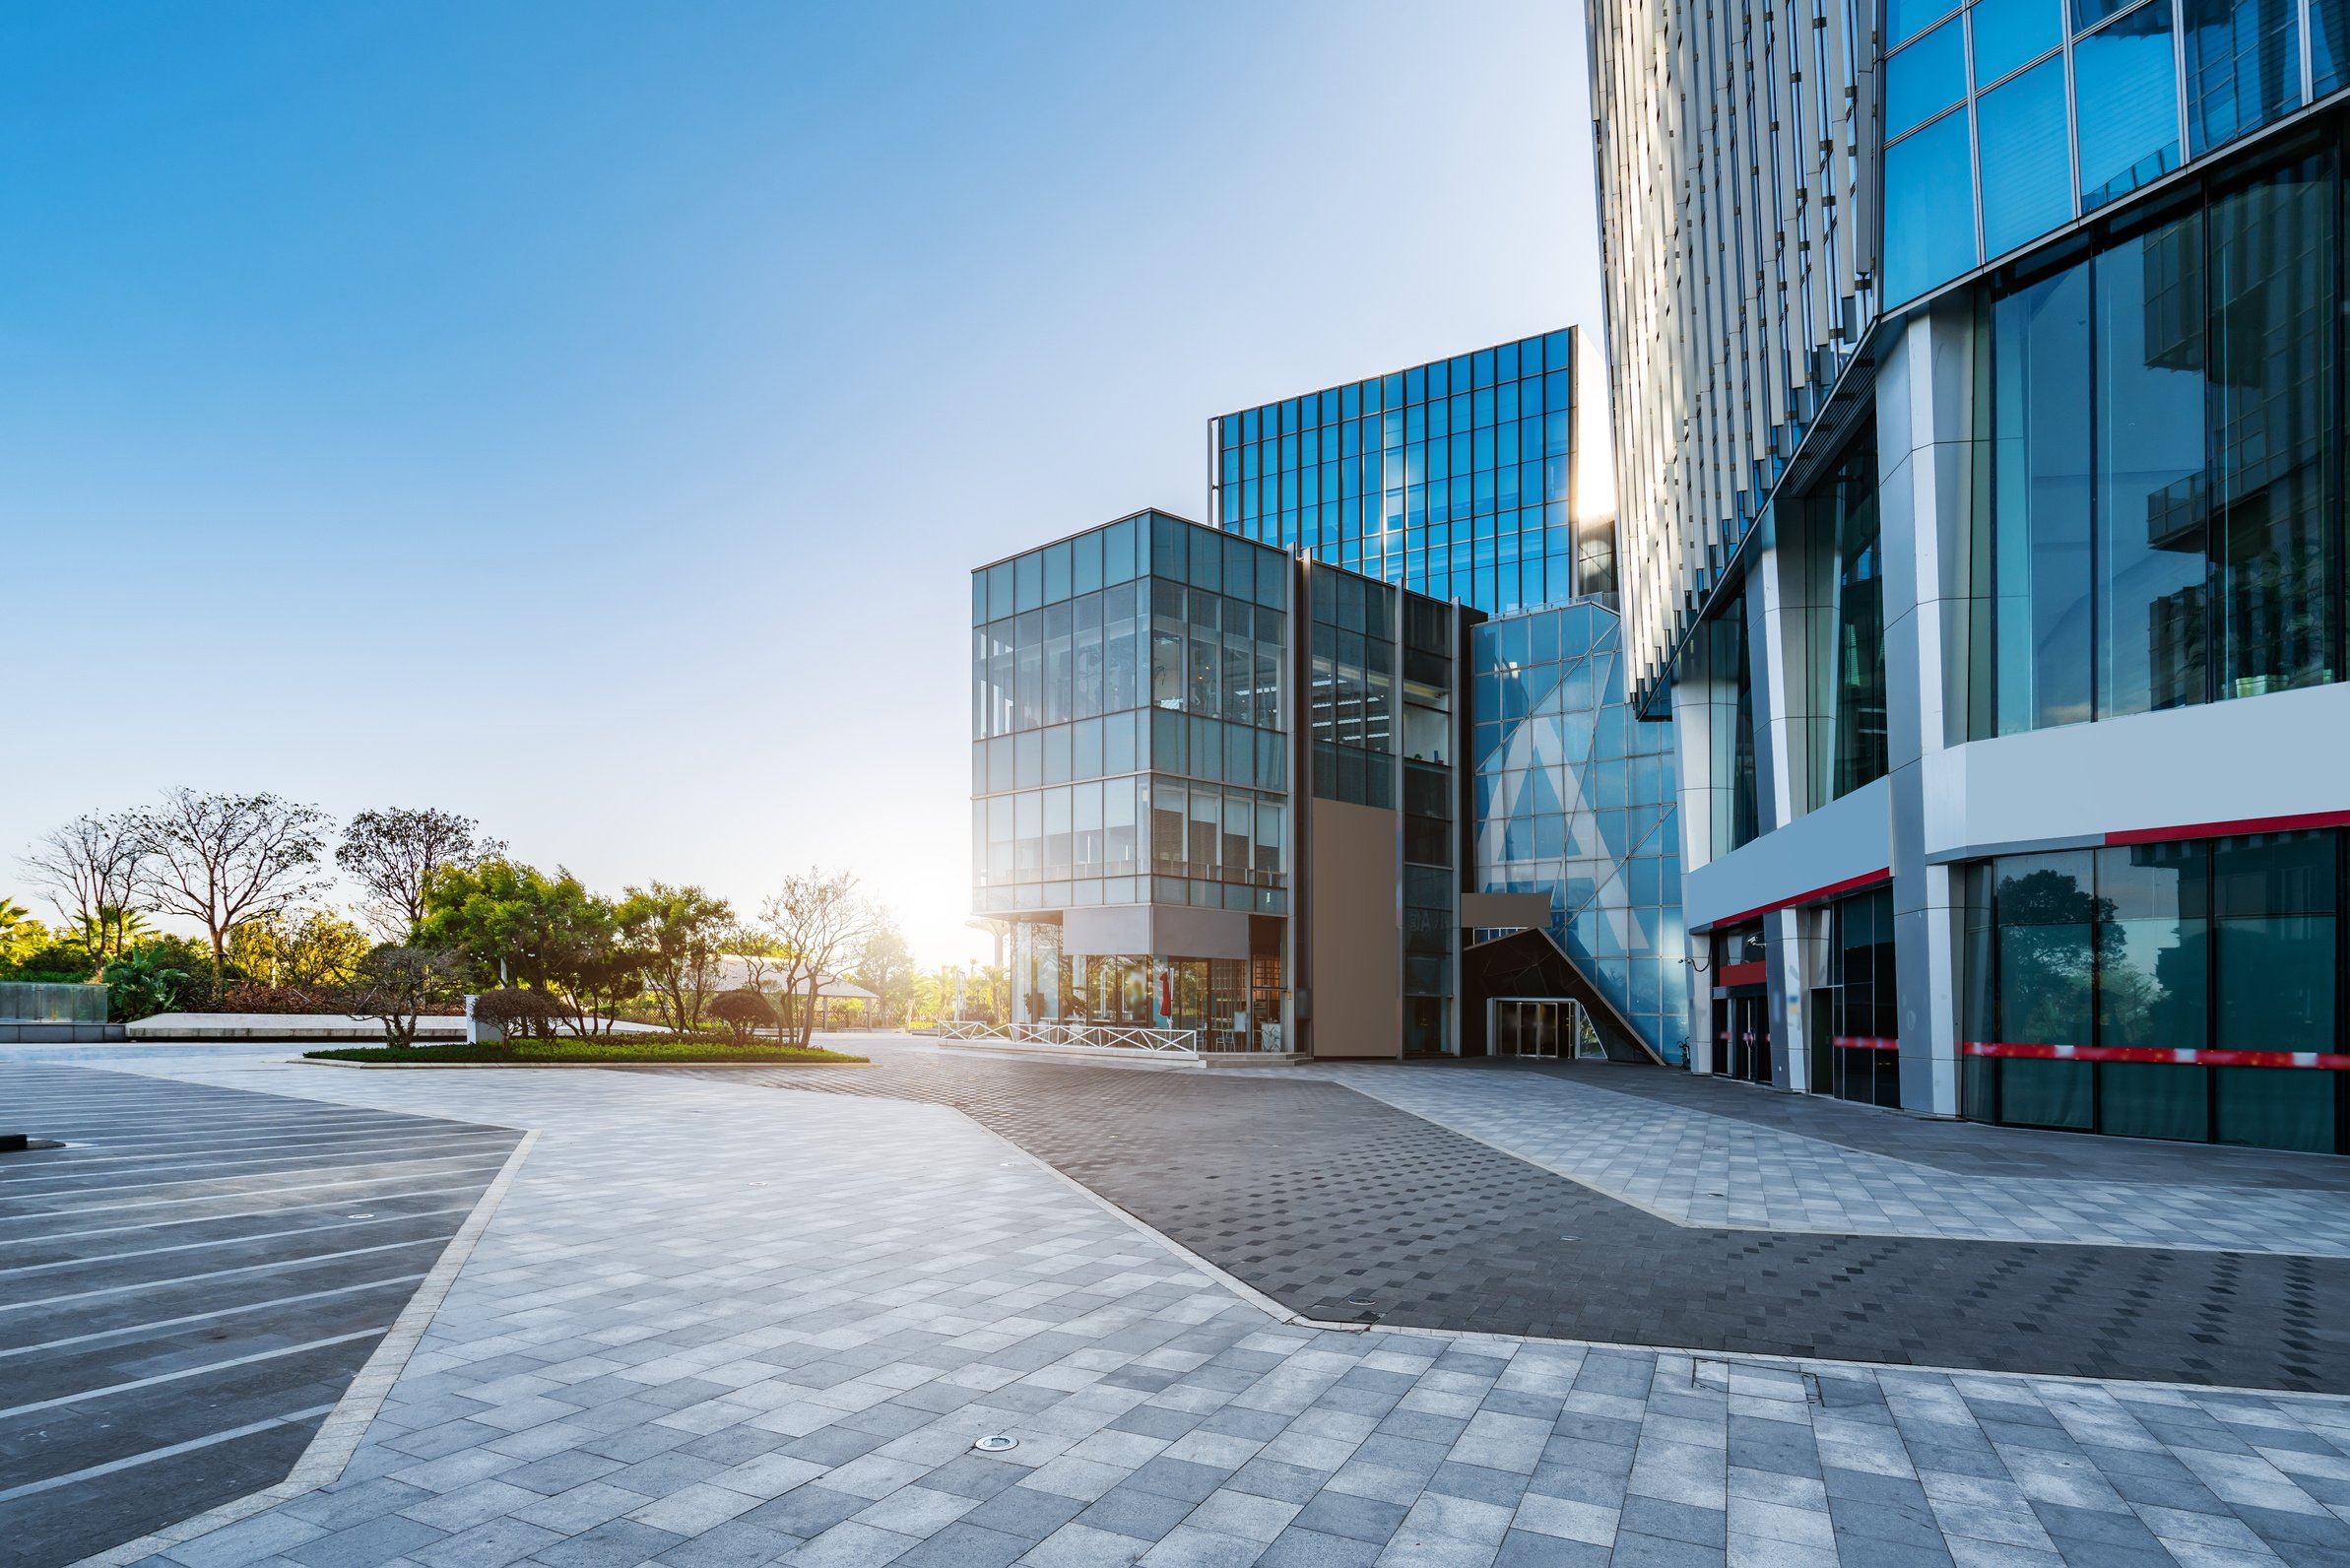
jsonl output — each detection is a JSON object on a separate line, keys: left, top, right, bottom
{"left": 1588, "top": 0, "right": 1879, "bottom": 709}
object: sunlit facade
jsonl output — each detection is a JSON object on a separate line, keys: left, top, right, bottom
{"left": 1590, "top": 0, "right": 2350, "bottom": 1147}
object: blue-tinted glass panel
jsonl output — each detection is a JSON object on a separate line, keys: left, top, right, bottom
{"left": 2317, "top": 0, "right": 2350, "bottom": 91}
{"left": 1974, "top": 0, "right": 2062, "bottom": 80}
{"left": 2073, "top": 0, "right": 2136, "bottom": 31}
{"left": 2185, "top": 0, "right": 2301, "bottom": 154}
{"left": 1887, "top": 20, "right": 1969, "bottom": 136}
{"left": 2075, "top": 5, "right": 2183, "bottom": 210}
{"left": 1978, "top": 59, "right": 2074, "bottom": 257}
{"left": 1884, "top": 109, "right": 1980, "bottom": 303}
{"left": 1891, "top": 0, "right": 1964, "bottom": 44}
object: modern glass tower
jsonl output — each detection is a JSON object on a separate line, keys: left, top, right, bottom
{"left": 1209, "top": 328, "right": 1618, "bottom": 617}
{"left": 1207, "top": 333, "right": 1689, "bottom": 1064}
{"left": 1590, "top": 0, "right": 2350, "bottom": 1148}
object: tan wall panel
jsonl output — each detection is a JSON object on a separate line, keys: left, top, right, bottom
{"left": 1306, "top": 798, "right": 1401, "bottom": 1060}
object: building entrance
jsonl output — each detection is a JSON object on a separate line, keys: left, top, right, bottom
{"left": 1492, "top": 999, "right": 1601, "bottom": 1061}
{"left": 1716, "top": 991, "right": 1773, "bottom": 1083}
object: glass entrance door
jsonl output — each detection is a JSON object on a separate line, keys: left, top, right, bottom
{"left": 1492, "top": 1000, "right": 1598, "bottom": 1061}
{"left": 1727, "top": 991, "right": 1773, "bottom": 1083}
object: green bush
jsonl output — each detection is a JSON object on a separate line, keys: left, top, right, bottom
{"left": 470, "top": 987, "right": 566, "bottom": 1040}
{"left": 103, "top": 945, "right": 199, "bottom": 1021}
{"left": 707, "top": 988, "right": 780, "bottom": 1044}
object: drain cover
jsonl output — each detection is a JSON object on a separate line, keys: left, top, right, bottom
{"left": 972, "top": 1434, "right": 1017, "bottom": 1453}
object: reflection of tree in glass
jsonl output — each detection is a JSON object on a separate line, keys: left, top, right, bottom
{"left": 1995, "top": 868, "right": 2118, "bottom": 1045}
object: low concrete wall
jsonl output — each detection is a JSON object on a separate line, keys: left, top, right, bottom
{"left": 0, "top": 1022, "right": 127, "bottom": 1043}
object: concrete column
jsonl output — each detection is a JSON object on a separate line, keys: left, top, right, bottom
{"left": 1877, "top": 299, "right": 1985, "bottom": 1116}
{"left": 1669, "top": 674, "right": 1719, "bottom": 1074}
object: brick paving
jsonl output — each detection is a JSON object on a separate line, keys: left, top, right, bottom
{"left": 8, "top": 1047, "right": 2350, "bottom": 1568}
{"left": 1308, "top": 1061, "right": 2350, "bottom": 1254}
{"left": 739, "top": 1045, "right": 2350, "bottom": 1392}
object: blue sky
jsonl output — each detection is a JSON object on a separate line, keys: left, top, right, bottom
{"left": 2, "top": 2, "right": 1600, "bottom": 965}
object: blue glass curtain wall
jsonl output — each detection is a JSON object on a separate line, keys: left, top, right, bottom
{"left": 1980, "top": 143, "right": 2342, "bottom": 737}
{"left": 1876, "top": 0, "right": 2350, "bottom": 304}
{"left": 1960, "top": 829, "right": 2346, "bottom": 1151}
{"left": 1470, "top": 601, "right": 1688, "bottom": 1062}
{"left": 1208, "top": 330, "right": 1605, "bottom": 615}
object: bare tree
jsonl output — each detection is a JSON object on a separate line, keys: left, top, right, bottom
{"left": 20, "top": 812, "right": 147, "bottom": 970}
{"left": 130, "top": 790, "right": 332, "bottom": 980}
{"left": 759, "top": 870, "right": 878, "bottom": 1047}
{"left": 337, "top": 808, "right": 501, "bottom": 939}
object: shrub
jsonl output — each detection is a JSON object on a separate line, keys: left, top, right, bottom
{"left": 707, "top": 988, "right": 779, "bottom": 1044}
{"left": 470, "top": 987, "right": 566, "bottom": 1041}
{"left": 7, "top": 942, "right": 97, "bottom": 984}
{"left": 103, "top": 945, "right": 197, "bottom": 1021}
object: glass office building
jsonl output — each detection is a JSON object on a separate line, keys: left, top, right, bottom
{"left": 1591, "top": 0, "right": 2350, "bottom": 1147}
{"left": 973, "top": 509, "right": 1469, "bottom": 1057}
{"left": 1209, "top": 328, "right": 1617, "bottom": 617}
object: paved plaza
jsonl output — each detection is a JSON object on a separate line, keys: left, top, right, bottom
{"left": 0, "top": 1042, "right": 2346, "bottom": 1568}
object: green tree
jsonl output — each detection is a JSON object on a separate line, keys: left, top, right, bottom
{"left": 226, "top": 907, "right": 373, "bottom": 990}
{"left": 617, "top": 882, "right": 733, "bottom": 1033}
{"left": 0, "top": 898, "right": 49, "bottom": 967}
{"left": 418, "top": 861, "right": 646, "bottom": 1033}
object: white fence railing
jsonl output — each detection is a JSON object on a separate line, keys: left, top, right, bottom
{"left": 938, "top": 1020, "right": 1201, "bottom": 1056}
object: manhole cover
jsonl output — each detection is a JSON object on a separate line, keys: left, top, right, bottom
{"left": 973, "top": 1434, "right": 1017, "bottom": 1453}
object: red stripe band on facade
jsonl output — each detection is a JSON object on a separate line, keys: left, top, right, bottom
{"left": 1963, "top": 1041, "right": 2350, "bottom": 1070}
{"left": 1716, "top": 962, "right": 1768, "bottom": 988}
{"left": 1833, "top": 1036, "right": 1899, "bottom": 1051}
{"left": 1701, "top": 868, "right": 1892, "bottom": 933}
{"left": 2104, "top": 809, "right": 2350, "bottom": 847}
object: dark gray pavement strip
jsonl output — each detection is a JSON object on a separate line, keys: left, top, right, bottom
{"left": 0, "top": 1065, "right": 519, "bottom": 1568}
{"left": 1504, "top": 1058, "right": 2350, "bottom": 1190}
{"left": 731, "top": 1052, "right": 2350, "bottom": 1393}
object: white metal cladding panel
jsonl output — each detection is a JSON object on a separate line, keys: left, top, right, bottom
{"left": 1589, "top": 0, "right": 1876, "bottom": 710}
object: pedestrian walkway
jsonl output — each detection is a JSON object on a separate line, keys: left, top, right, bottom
{"left": 20, "top": 1052, "right": 2349, "bottom": 1568}
{"left": 1310, "top": 1063, "right": 2350, "bottom": 1257}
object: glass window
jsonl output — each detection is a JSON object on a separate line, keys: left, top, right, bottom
{"left": 2095, "top": 842, "right": 2208, "bottom": 1050}
{"left": 2074, "top": 4, "right": 2179, "bottom": 210}
{"left": 1973, "top": 0, "right": 2062, "bottom": 80}
{"left": 2317, "top": 0, "right": 2350, "bottom": 91}
{"left": 2213, "top": 832, "right": 2336, "bottom": 1052}
{"left": 1993, "top": 852, "right": 2097, "bottom": 1045}
{"left": 1992, "top": 261, "right": 2094, "bottom": 732}
{"left": 2207, "top": 161, "right": 2336, "bottom": 699}
{"left": 2094, "top": 217, "right": 2208, "bottom": 717}
{"left": 1014, "top": 551, "right": 1043, "bottom": 614}
{"left": 1884, "top": 109, "right": 1980, "bottom": 303}
{"left": 1978, "top": 59, "right": 2074, "bottom": 258}
{"left": 1891, "top": 0, "right": 1963, "bottom": 45}
{"left": 2217, "top": 1066, "right": 2336, "bottom": 1150}
{"left": 2185, "top": 0, "right": 2300, "bottom": 154}
{"left": 1889, "top": 18, "right": 1970, "bottom": 137}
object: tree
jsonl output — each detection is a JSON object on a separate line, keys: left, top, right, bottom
{"left": 337, "top": 809, "right": 502, "bottom": 940}
{"left": 417, "top": 861, "right": 644, "bottom": 1034}
{"left": 708, "top": 988, "right": 779, "bottom": 1045}
{"left": 351, "top": 943, "right": 465, "bottom": 1049}
{"left": 617, "top": 882, "right": 734, "bottom": 1033}
{"left": 0, "top": 898, "right": 47, "bottom": 967}
{"left": 759, "top": 870, "right": 877, "bottom": 1047}
{"left": 226, "top": 907, "right": 373, "bottom": 990}
{"left": 722, "top": 924, "right": 786, "bottom": 997}
{"left": 129, "top": 791, "right": 331, "bottom": 981}
{"left": 21, "top": 812, "right": 147, "bottom": 971}
{"left": 848, "top": 920, "right": 915, "bottom": 1028}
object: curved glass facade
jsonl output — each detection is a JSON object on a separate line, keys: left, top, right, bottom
{"left": 1470, "top": 600, "right": 1688, "bottom": 1061}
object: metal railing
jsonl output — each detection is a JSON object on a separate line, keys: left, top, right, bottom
{"left": 938, "top": 1019, "right": 1200, "bottom": 1056}
{"left": 0, "top": 981, "right": 108, "bottom": 1024}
